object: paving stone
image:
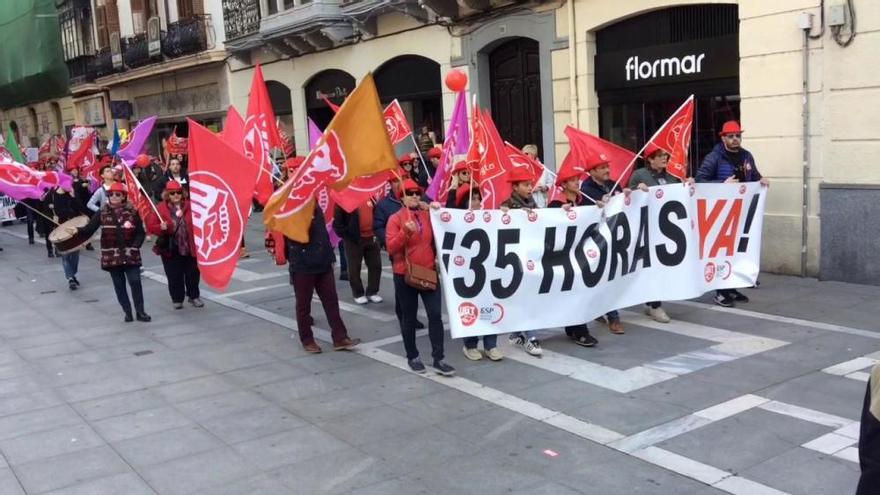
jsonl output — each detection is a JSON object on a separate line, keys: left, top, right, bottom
{"left": 0, "top": 423, "right": 105, "bottom": 466}
{"left": 189, "top": 474, "right": 294, "bottom": 495}
{"left": 741, "top": 445, "right": 860, "bottom": 495}
{"left": 232, "top": 424, "right": 351, "bottom": 470}
{"left": 316, "top": 404, "right": 432, "bottom": 446}
{"left": 269, "top": 448, "right": 399, "bottom": 495}
{"left": 139, "top": 447, "right": 259, "bottom": 495}
{"left": 12, "top": 445, "right": 131, "bottom": 494}
{"left": 0, "top": 467, "right": 25, "bottom": 495}
{"left": 91, "top": 406, "right": 193, "bottom": 443}
{"left": 221, "top": 361, "right": 307, "bottom": 388}
{"left": 0, "top": 404, "right": 83, "bottom": 441}
{"left": 761, "top": 371, "right": 867, "bottom": 421}
{"left": 389, "top": 389, "right": 498, "bottom": 425}
{"left": 153, "top": 375, "right": 239, "bottom": 403}
{"left": 113, "top": 425, "right": 224, "bottom": 469}
{"left": 565, "top": 394, "right": 693, "bottom": 436}
{"left": 72, "top": 388, "right": 168, "bottom": 422}
{"left": 176, "top": 389, "right": 270, "bottom": 423}
{"left": 0, "top": 390, "right": 64, "bottom": 418}
{"left": 16, "top": 340, "right": 89, "bottom": 361}
{"left": 188, "top": 347, "right": 278, "bottom": 373}
{"left": 347, "top": 477, "right": 439, "bottom": 495}
{"left": 42, "top": 472, "right": 156, "bottom": 495}
{"left": 200, "top": 405, "right": 307, "bottom": 444}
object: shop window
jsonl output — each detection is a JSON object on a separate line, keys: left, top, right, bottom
{"left": 374, "top": 55, "right": 443, "bottom": 149}
{"left": 304, "top": 69, "right": 356, "bottom": 131}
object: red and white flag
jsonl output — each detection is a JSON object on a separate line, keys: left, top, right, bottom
{"left": 504, "top": 142, "right": 544, "bottom": 184}
{"left": 68, "top": 132, "right": 99, "bottom": 183}
{"left": 187, "top": 119, "right": 260, "bottom": 290}
{"left": 121, "top": 165, "right": 157, "bottom": 225}
{"left": 467, "top": 104, "right": 513, "bottom": 209}
{"left": 648, "top": 95, "right": 694, "bottom": 181}
{"left": 221, "top": 106, "right": 246, "bottom": 155}
{"left": 565, "top": 126, "right": 638, "bottom": 187}
{"left": 383, "top": 99, "right": 412, "bottom": 146}
{"left": 244, "top": 65, "right": 282, "bottom": 205}
{"left": 329, "top": 170, "right": 394, "bottom": 213}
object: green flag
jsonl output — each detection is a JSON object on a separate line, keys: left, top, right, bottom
{"left": 5, "top": 126, "right": 25, "bottom": 163}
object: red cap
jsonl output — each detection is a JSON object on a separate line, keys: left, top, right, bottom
{"left": 719, "top": 121, "right": 743, "bottom": 136}
{"left": 398, "top": 154, "right": 414, "bottom": 165}
{"left": 644, "top": 142, "right": 664, "bottom": 160}
{"left": 389, "top": 167, "right": 409, "bottom": 183}
{"left": 165, "top": 180, "right": 183, "bottom": 192}
{"left": 455, "top": 184, "right": 477, "bottom": 206}
{"left": 584, "top": 152, "right": 611, "bottom": 172}
{"left": 451, "top": 160, "right": 468, "bottom": 174}
{"left": 108, "top": 182, "right": 127, "bottom": 194}
{"left": 506, "top": 167, "right": 534, "bottom": 184}
{"left": 427, "top": 147, "right": 442, "bottom": 159}
{"left": 555, "top": 169, "right": 581, "bottom": 186}
{"left": 398, "top": 178, "right": 422, "bottom": 198}
{"left": 285, "top": 156, "right": 305, "bottom": 170}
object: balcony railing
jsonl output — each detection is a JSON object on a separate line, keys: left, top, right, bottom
{"left": 93, "top": 47, "right": 115, "bottom": 78}
{"left": 65, "top": 55, "right": 96, "bottom": 85}
{"left": 122, "top": 34, "right": 154, "bottom": 68}
{"left": 223, "top": 0, "right": 261, "bottom": 40}
{"left": 163, "top": 14, "right": 213, "bottom": 58}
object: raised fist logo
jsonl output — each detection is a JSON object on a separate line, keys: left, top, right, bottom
{"left": 274, "top": 131, "right": 347, "bottom": 220}
{"left": 384, "top": 117, "right": 400, "bottom": 143}
{"left": 190, "top": 171, "right": 243, "bottom": 265}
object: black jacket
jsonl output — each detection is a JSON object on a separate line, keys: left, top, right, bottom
{"left": 286, "top": 208, "right": 335, "bottom": 275}
{"left": 43, "top": 188, "right": 90, "bottom": 224}
{"left": 333, "top": 205, "right": 365, "bottom": 243}
{"left": 501, "top": 192, "right": 537, "bottom": 209}
{"left": 580, "top": 177, "right": 620, "bottom": 202}
{"left": 373, "top": 192, "right": 402, "bottom": 249}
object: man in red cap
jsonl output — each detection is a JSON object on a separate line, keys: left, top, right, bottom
{"left": 426, "top": 147, "right": 442, "bottom": 180}
{"left": 696, "top": 120, "right": 769, "bottom": 307}
{"left": 444, "top": 160, "right": 471, "bottom": 208}
{"left": 500, "top": 167, "right": 544, "bottom": 356}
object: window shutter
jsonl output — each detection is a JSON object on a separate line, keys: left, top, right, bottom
{"left": 131, "top": 0, "right": 145, "bottom": 33}
{"left": 95, "top": 5, "right": 109, "bottom": 48}
{"left": 107, "top": 1, "right": 120, "bottom": 37}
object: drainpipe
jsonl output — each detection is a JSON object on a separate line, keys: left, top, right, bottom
{"left": 567, "top": 0, "right": 578, "bottom": 129}
{"left": 799, "top": 14, "right": 812, "bottom": 277}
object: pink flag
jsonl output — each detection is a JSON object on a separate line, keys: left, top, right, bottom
{"left": 426, "top": 91, "right": 469, "bottom": 201}
{"left": 308, "top": 118, "right": 322, "bottom": 150}
{"left": 118, "top": 116, "right": 157, "bottom": 165}
{"left": 0, "top": 155, "right": 72, "bottom": 200}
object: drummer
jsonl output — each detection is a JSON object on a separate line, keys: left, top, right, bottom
{"left": 45, "top": 184, "right": 91, "bottom": 290}
{"left": 87, "top": 164, "right": 119, "bottom": 213}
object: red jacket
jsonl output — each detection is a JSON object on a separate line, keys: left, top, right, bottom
{"left": 386, "top": 207, "right": 436, "bottom": 275}
{"left": 145, "top": 200, "right": 195, "bottom": 257}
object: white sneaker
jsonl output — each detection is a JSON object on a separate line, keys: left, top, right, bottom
{"left": 354, "top": 296, "right": 368, "bottom": 305}
{"left": 525, "top": 339, "right": 543, "bottom": 357}
{"left": 486, "top": 347, "right": 504, "bottom": 361}
{"left": 368, "top": 295, "right": 383, "bottom": 303}
{"left": 462, "top": 347, "right": 483, "bottom": 361}
{"left": 647, "top": 306, "right": 671, "bottom": 323}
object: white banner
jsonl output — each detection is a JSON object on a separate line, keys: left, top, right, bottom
{"left": 0, "top": 194, "right": 17, "bottom": 222}
{"left": 431, "top": 183, "right": 767, "bottom": 338}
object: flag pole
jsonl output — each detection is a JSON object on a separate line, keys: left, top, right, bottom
{"left": 16, "top": 200, "right": 61, "bottom": 227}
{"left": 408, "top": 135, "right": 432, "bottom": 181}
{"left": 125, "top": 168, "right": 161, "bottom": 220}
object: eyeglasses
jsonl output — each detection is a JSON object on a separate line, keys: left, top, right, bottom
{"left": 168, "top": 191, "right": 182, "bottom": 196}
{"left": 724, "top": 134, "right": 742, "bottom": 139}
{"left": 404, "top": 190, "right": 420, "bottom": 197}
{"left": 108, "top": 192, "right": 125, "bottom": 198}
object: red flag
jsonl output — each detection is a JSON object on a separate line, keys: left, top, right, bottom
{"left": 648, "top": 96, "right": 694, "bottom": 181}
{"left": 276, "top": 119, "right": 295, "bottom": 157}
{"left": 321, "top": 95, "right": 341, "bottom": 113}
{"left": 245, "top": 65, "right": 282, "bottom": 205}
{"left": 383, "top": 99, "right": 412, "bottom": 146}
{"left": 221, "top": 106, "right": 246, "bottom": 155}
{"left": 69, "top": 132, "right": 98, "bottom": 182}
{"left": 504, "top": 142, "right": 543, "bottom": 184}
{"left": 467, "top": 105, "right": 512, "bottom": 209}
{"left": 187, "top": 119, "right": 260, "bottom": 290}
{"left": 122, "top": 165, "right": 156, "bottom": 225}
{"left": 564, "top": 126, "right": 638, "bottom": 187}
{"left": 329, "top": 170, "right": 394, "bottom": 212}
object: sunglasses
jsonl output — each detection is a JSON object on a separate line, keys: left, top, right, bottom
{"left": 404, "top": 190, "right": 420, "bottom": 197}
{"left": 724, "top": 133, "right": 742, "bottom": 139}
{"left": 108, "top": 192, "right": 125, "bottom": 198}
{"left": 168, "top": 191, "right": 182, "bottom": 196}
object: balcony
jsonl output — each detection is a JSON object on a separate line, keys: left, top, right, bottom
{"left": 65, "top": 55, "right": 96, "bottom": 85}
{"left": 163, "top": 15, "right": 213, "bottom": 59}
{"left": 122, "top": 34, "right": 156, "bottom": 68}
{"left": 223, "top": 0, "right": 261, "bottom": 41}
{"left": 93, "top": 48, "right": 115, "bottom": 78}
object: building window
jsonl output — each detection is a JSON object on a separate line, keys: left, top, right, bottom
{"left": 58, "top": 0, "right": 94, "bottom": 60}
{"left": 95, "top": 0, "right": 120, "bottom": 49}
{"left": 131, "top": 0, "right": 158, "bottom": 34}
{"left": 178, "top": 0, "right": 204, "bottom": 19}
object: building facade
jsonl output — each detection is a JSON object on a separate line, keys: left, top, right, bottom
{"left": 1, "top": 0, "right": 878, "bottom": 284}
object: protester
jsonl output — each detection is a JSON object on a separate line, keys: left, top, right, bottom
{"left": 145, "top": 180, "right": 204, "bottom": 309}
{"left": 36, "top": 197, "right": 57, "bottom": 258}
{"left": 500, "top": 167, "right": 543, "bottom": 356}
{"left": 68, "top": 166, "right": 95, "bottom": 251}
{"left": 286, "top": 207, "right": 360, "bottom": 353}
{"left": 75, "top": 183, "right": 151, "bottom": 322}
{"left": 162, "top": 157, "right": 189, "bottom": 193}
{"left": 580, "top": 156, "right": 640, "bottom": 335}
{"left": 455, "top": 185, "right": 503, "bottom": 361}
{"left": 333, "top": 200, "right": 383, "bottom": 305}
{"left": 547, "top": 170, "right": 599, "bottom": 347}
{"left": 524, "top": 144, "right": 552, "bottom": 208}
{"left": 387, "top": 179, "right": 454, "bottom": 376}
{"left": 425, "top": 147, "right": 441, "bottom": 179}
{"left": 695, "top": 120, "right": 769, "bottom": 307}
{"left": 87, "top": 164, "right": 117, "bottom": 212}
{"left": 858, "top": 363, "right": 880, "bottom": 494}
{"left": 444, "top": 160, "right": 470, "bottom": 208}
{"left": 44, "top": 184, "right": 91, "bottom": 289}
{"left": 399, "top": 154, "right": 420, "bottom": 188}
{"left": 628, "top": 143, "right": 695, "bottom": 323}
{"left": 417, "top": 125, "right": 437, "bottom": 157}
{"left": 21, "top": 197, "right": 38, "bottom": 244}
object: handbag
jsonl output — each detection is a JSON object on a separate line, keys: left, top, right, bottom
{"left": 405, "top": 259, "right": 438, "bottom": 291}
{"left": 156, "top": 216, "right": 181, "bottom": 252}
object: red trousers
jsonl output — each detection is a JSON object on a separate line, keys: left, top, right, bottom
{"left": 292, "top": 268, "right": 349, "bottom": 345}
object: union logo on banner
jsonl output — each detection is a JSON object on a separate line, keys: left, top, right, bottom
{"left": 243, "top": 114, "right": 271, "bottom": 170}
{"left": 274, "top": 131, "right": 348, "bottom": 220}
{"left": 382, "top": 99, "right": 412, "bottom": 146}
{"left": 190, "top": 171, "right": 245, "bottom": 265}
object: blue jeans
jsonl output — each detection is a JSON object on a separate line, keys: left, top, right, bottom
{"left": 606, "top": 310, "right": 620, "bottom": 322}
{"left": 61, "top": 252, "right": 79, "bottom": 280}
{"left": 464, "top": 334, "right": 498, "bottom": 350}
{"left": 393, "top": 274, "right": 444, "bottom": 362}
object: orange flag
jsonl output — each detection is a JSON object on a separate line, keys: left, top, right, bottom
{"left": 263, "top": 74, "right": 396, "bottom": 242}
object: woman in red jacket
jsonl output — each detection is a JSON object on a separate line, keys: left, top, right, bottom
{"left": 146, "top": 180, "right": 203, "bottom": 309}
{"left": 386, "top": 179, "right": 454, "bottom": 377}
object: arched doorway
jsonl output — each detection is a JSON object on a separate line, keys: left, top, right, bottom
{"left": 266, "top": 80, "right": 293, "bottom": 152}
{"left": 26, "top": 107, "right": 39, "bottom": 147}
{"left": 304, "top": 69, "right": 356, "bottom": 132}
{"left": 488, "top": 38, "right": 543, "bottom": 157}
{"left": 374, "top": 55, "right": 443, "bottom": 151}
{"left": 51, "top": 102, "right": 63, "bottom": 134}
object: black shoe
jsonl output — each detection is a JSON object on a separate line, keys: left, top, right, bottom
{"left": 47, "top": 252, "right": 56, "bottom": 258}
{"left": 408, "top": 357, "right": 426, "bottom": 374}
{"left": 339, "top": 271, "right": 349, "bottom": 281}
{"left": 72, "top": 277, "right": 80, "bottom": 287}
{"left": 432, "top": 360, "right": 456, "bottom": 377}
{"left": 84, "top": 243, "right": 94, "bottom": 251}
{"left": 135, "top": 312, "right": 152, "bottom": 322}
{"left": 28, "top": 238, "right": 35, "bottom": 245}
{"left": 68, "top": 279, "right": 77, "bottom": 291}
{"left": 415, "top": 320, "right": 425, "bottom": 330}
{"left": 714, "top": 294, "right": 734, "bottom": 308}
{"left": 573, "top": 332, "right": 598, "bottom": 347}
{"left": 124, "top": 312, "right": 134, "bottom": 323}
{"left": 731, "top": 291, "right": 749, "bottom": 303}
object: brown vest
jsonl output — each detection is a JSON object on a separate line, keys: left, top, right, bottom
{"left": 99, "top": 205, "right": 142, "bottom": 270}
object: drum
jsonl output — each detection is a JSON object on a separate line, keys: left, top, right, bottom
{"left": 48, "top": 215, "right": 90, "bottom": 255}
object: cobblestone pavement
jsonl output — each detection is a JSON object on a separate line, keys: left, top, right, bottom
{"left": 0, "top": 220, "right": 875, "bottom": 495}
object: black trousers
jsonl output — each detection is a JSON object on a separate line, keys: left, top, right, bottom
{"left": 108, "top": 265, "right": 145, "bottom": 315}
{"left": 161, "top": 253, "right": 200, "bottom": 303}
{"left": 343, "top": 237, "right": 381, "bottom": 298}
{"left": 394, "top": 274, "right": 444, "bottom": 361}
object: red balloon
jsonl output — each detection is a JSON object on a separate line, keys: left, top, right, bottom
{"left": 445, "top": 70, "right": 468, "bottom": 92}
{"left": 135, "top": 154, "right": 151, "bottom": 167}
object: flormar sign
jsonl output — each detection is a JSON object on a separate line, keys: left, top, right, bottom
{"left": 595, "top": 35, "right": 738, "bottom": 91}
